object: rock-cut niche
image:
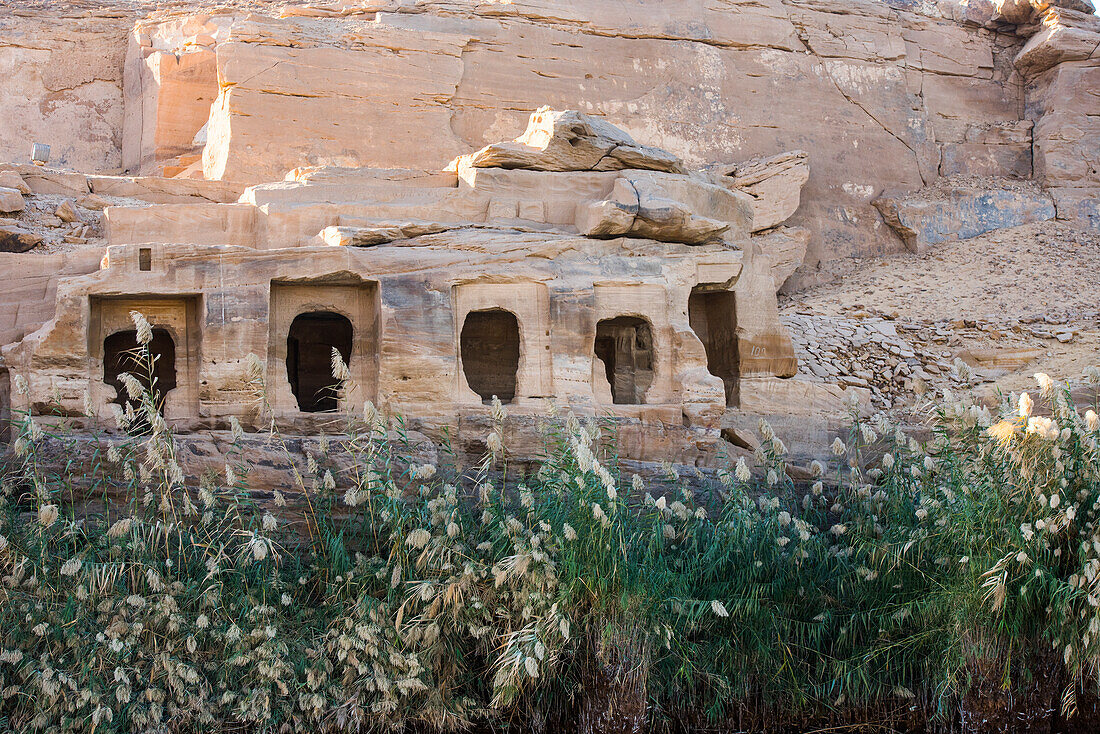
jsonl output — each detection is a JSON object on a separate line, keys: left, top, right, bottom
{"left": 103, "top": 328, "right": 178, "bottom": 412}
{"left": 286, "top": 312, "right": 353, "bottom": 412}
{"left": 461, "top": 309, "right": 520, "bottom": 404}
{"left": 688, "top": 287, "right": 739, "bottom": 406}
{"left": 594, "top": 316, "right": 654, "bottom": 405}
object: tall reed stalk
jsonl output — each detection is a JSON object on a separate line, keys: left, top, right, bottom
{"left": 0, "top": 312, "right": 1098, "bottom": 733}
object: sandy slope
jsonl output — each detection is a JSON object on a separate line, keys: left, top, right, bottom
{"left": 781, "top": 221, "right": 1100, "bottom": 406}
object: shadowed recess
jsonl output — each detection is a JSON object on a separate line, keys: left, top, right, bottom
{"left": 103, "top": 328, "right": 177, "bottom": 412}
{"left": 461, "top": 309, "right": 520, "bottom": 404}
{"left": 689, "top": 287, "right": 739, "bottom": 407}
{"left": 595, "top": 316, "right": 653, "bottom": 405}
{"left": 287, "top": 311, "right": 352, "bottom": 412}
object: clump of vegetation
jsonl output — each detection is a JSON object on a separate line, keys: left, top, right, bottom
{"left": 1, "top": 312, "right": 1099, "bottom": 733}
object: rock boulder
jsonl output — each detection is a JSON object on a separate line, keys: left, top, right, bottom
{"left": 449, "top": 107, "right": 686, "bottom": 174}
{"left": 717, "top": 151, "right": 810, "bottom": 232}
{"left": 0, "top": 172, "right": 30, "bottom": 195}
{"left": 577, "top": 172, "right": 754, "bottom": 244}
{"left": 0, "top": 222, "right": 42, "bottom": 253}
{"left": 0, "top": 186, "right": 25, "bottom": 214}
{"left": 874, "top": 179, "right": 1056, "bottom": 252}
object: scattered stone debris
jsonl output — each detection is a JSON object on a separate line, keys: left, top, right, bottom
{"left": 782, "top": 220, "right": 1100, "bottom": 413}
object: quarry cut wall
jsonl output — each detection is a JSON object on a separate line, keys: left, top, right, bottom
{"left": 1, "top": 0, "right": 1097, "bottom": 286}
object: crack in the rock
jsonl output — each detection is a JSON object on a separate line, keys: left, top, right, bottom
{"left": 780, "top": 1, "right": 929, "bottom": 186}
{"left": 590, "top": 143, "right": 623, "bottom": 172}
{"left": 233, "top": 59, "right": 284, "bottom": 89}
{"left": 821, "top": 61, "right": 928, "bottom": 186}
{"left": 623, "top": 176, "right": 642, "bottom": 234}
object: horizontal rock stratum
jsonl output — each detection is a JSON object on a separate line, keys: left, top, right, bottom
{"left": 0, "top": 0, "right": 1096, "bottom": 280}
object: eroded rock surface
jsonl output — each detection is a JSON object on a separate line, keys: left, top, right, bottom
{"left": 0, "top": 0, "right": 1098, "bottom": 471}
{"left": 874, "top": 178, "right": 1057, "bottom": 252}
{"left": 718, "top": 151, "right": 810, "bottom": 233}
{"left": 577, "top": 172, "right": 755, "bottom": 244}
{"left": 449, "top": 107, "right": 686, "bottom": 174}
{"left": 2, "top": 0, "right": 1097, "bottom": 279}
{"left": 0, "top": 110, "right": 830, "bottom": 467}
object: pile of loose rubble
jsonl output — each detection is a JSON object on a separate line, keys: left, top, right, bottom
{"left": 782, "top": 220, "right": 1100, "bottom": 411}
{"left": 0, "top": 189, "right": 106, "bottom": 253}
{"left": 783, "top": 312, "right": 931, "bottom": 410}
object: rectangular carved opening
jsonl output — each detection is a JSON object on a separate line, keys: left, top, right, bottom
{"left": 90, "top": 296, "right": 201, "bottom": 420}
{"left": 103, "top": 327, "right": 177, "bottom": 416}
{"left": 453, "top": 281, "right": 552, "bottom": 407}
{"left": 268, "top": 281, "right": 380, "bottom": 415}
{"left": 461, "top": 309, "right": 520, "bottom": 404}
{"left": 595, "top": 316, "right": 654, "bottom": 405}
{"left": 287, "top": 311, "right": 353, "bottom": 412}
{"left": 689, "top": 286, "right": 739, "bottom": 406}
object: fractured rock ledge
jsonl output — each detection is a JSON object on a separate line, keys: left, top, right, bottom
{"left": 576, "top": 172, "right": 755, "bottom": 245}
{"left": 448, "top": 107, "right": 686, "bottom": 174}
{"left": 715, "top": 151, "right": 810, "bottom": 233}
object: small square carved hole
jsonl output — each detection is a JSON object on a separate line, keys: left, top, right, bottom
{"left": 138, "top": 248, "right": 152, "bottom": 271}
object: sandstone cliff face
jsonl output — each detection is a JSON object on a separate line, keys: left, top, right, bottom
{"left": 0, "top": 8, "right": 130, "bottom": 172}
{"left": 0, "top": 109, "right": 832, "bottom": 466}
{"left": 2, "top": 0, "right": 1097, "bottom": 275}
{"left": 149, "top": 0, "right": 1022, "bottom": 271}
{"left": 0, "top": 0, "right": 1097, "bottom": 470}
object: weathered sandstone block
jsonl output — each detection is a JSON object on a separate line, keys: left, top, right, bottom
{"left": 0, "top": 165, "right": 89, "bottom": 197}
{"left": 0, "top": 172, "right": 30, "bottom": 195}
{"left": 105, "top": 203, "right": 257, "bottom": 247}
{"left": 88, "top": 175, "right": 244, "bottom": 204}
{"left": 717, "top": 151, "right": 810, "bottom": 232}
{"left": 1051, "top": 187, "right": 1100, "bottom": 231}
{"left": 874, "top": 180, "right": 1056, "bottom": 252}
{"left": 736, "top": 377, "right": 871, "bottom": 418}
{"left": 317, "top": 221, "right": 450, "bottom": 248}
{"left": 54, "top": 200, "right": 81, "bottom": 223}
{"left": 0, "top": 187, "right": 25, "bottom": 214}
{"left": 0, "top": 223, "right": 43, "bottom": 254}
{"left": 1014, "top": 12, "right": 1100, "bottom": 74}
{"left": 752, "top": 226, "right": 812, "bottom": 289}
{"left": 995, "top": 0, "right": 1044, "bottom": 25}
{"left": 578, "top": 173, "right": 754, "bottom": 245}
